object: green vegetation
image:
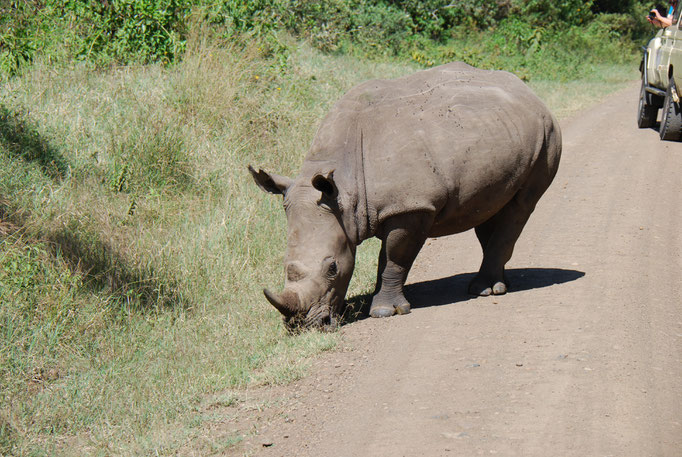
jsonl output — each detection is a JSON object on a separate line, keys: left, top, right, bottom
{"left": 0, "top": 0, "right": 644, "bottom": 454}
{"left": 0, "top": 0, "right": 653, "bottom": 78}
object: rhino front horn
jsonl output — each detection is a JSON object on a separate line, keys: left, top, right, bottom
{"left": 263, "top": 288, "right": 300, "bottom": 317}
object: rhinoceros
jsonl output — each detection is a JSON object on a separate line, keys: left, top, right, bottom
{"left": 249, "top": 62, "right": 561, "bottom": 328}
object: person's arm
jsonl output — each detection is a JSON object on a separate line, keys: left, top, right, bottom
{"left": 649, "top": 9, "right": 674, "bottom": 27}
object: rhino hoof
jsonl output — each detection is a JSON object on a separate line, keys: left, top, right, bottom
{"left": 395, "top": 302, "right": 411, "bottom": 315}
{"left": 492, "top": 282, "right": 507, "bottom": 295}
{"left": 468, "top": 284, "right": 492, "bottom": 296}
{"left": 369, "top": 306, "right": 396, "bottom": 318}
{"left": 468, "top": 273, "right": 510, "bottom": 296}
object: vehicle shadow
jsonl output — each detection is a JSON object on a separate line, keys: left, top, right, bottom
{"left": 342, "top": 267, "right": 585, "bottom": 325}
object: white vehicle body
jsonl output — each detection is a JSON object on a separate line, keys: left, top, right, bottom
{"left": 639, "top": 8, "right": 682, "bottom": 140}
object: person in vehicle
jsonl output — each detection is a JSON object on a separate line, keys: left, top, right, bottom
{"left": 649, "top": 1, "right": 678, "bottom": 27}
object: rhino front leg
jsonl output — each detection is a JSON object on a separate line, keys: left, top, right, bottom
{"left": 370, "top": 212, "right": 432, "bottom": 318}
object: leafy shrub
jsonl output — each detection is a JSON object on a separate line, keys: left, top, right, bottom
{"left": 0, "top": 0, "right": 191, "bottom": 74}
{"left": 281, "top": 0, "right": 355, "bottom": 52}
{"left": 592, "top": 0, "right": 638, "bottom": 14}
{"left": 64, "top": 0, "right": 191, "bottom": 65}
{"left": 0, "top": 0, "right": 650, "bottom": 77}
{"left": 590, "top": 12, "right": 638, "bottom": 38}
{"left": 351, "top": 3, "right": 415, "bottom": 53}
{"left": 407, "top": 13, "right": 639, "bottom": 81}
{"left": 515, "top": 0, "right": 595, "bottom": 26}
{"left": 199, "top": 0, "right": 285, "bottom": 35}
{"left": 386, "top": 0, "right": 509, "bottom": 38}
{"left": 0, "top": 2, "right": 38, "bottom": 76}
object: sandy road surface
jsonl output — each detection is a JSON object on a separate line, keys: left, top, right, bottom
{"left": 226, "top": 83, "right": 682, "bottom": 457}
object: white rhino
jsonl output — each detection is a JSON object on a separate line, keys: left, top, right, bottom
{"left": 249, "top": 62, "right": 562, "bottom": 328}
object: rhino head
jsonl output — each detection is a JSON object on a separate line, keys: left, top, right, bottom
{"left": 248, "top": 166, "right": 356, "bottom": 329}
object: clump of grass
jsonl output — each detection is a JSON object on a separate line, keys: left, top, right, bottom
{"left": 104, "top": 112, "right": 192, "bottom": 194}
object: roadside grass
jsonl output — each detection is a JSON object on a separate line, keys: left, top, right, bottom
{"left": 530, "top": 63, "right": 639, "bottom": 120}
{"left": 0, "top": 33, "right": 638, "bottom": 455}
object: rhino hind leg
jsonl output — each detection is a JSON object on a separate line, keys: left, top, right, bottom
{"left": 370, "top": 212, "right": 432, "bottom": 318}
{"left": 470, "top": 134, "right": 559, "bottom": 296}
{"left": 469, "top": 196, "right": 536, "bottom": 296}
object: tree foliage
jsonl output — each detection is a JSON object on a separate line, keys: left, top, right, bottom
{"left": 0, "top": 0, "right": 656, "bottom": 76}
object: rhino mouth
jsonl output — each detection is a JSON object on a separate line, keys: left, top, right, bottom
{"left": 289, "top": 298, "right": 342, "bottom": 332}
{"left": 303, "top": 303, "right": 334, "bottom": 328}
{"left": 264, "top": 287, "right": 343, "bottom": 331}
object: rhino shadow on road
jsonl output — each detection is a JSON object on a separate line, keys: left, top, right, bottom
{"left": 342, "top": 268, "right": 584, "bottom": 324}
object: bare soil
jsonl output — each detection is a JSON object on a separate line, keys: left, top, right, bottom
{"left": 214, "top": 83, "right": 682, "bottom": 457}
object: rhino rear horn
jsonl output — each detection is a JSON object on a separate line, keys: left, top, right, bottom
{"left": 263, "top": 288, "right": 300, "bottom": 317}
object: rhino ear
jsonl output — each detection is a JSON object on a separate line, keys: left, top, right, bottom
{"left": 312, "top": 170, "right": 337, "bottom": 199}
{"left": 248, "top": 165, "right": 293, "bottom": 195}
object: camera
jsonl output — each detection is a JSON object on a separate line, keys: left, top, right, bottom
{"left": 650, "top": 4, "right": 667, "bottom": 19}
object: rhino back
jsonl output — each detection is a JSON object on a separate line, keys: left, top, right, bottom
{"left": 306, "top": 63, "right": 559, "bottom": 238}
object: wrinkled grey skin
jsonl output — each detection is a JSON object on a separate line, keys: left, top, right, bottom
{"left": 249, "top": 62, "right": 562, "bottom": 329}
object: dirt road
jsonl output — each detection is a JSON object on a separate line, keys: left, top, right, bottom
{"left": 227, "top": 82, "right": 682, "bottom": 457}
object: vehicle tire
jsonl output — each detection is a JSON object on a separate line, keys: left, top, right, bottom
{"left": 638, "top": 80, "right": 659, "bottom": 128}
{"left": 659, "top": 83, "right": 682, "bottom": 141}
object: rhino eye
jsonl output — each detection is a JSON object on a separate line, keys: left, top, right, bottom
{"left": 327, "top": 261, "right": 338, "bottom": 277}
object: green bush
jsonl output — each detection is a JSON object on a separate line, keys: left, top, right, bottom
{"left": 386, "top": 0, "right": 508, "bottom": 38}
{"left": 352, "top": 3, "right": 414, "bottom": 53}
{"left": 63, "top": 0, "right": 191, "bottom": 65}
{"left": 515, "top": 0, "right": 595, "bottom": 26}
{"left": 0, "top": 1, "right": 48, "bottom": 76}
{"left": 280, "top": 0, "right": 354, "bottom": 52}
{"left": 0, "top": 0, "right": 191, "bottom": 74}
{"left": 0, "top": 0, "right": 652, "bottom": 77}
{"left": 199, "top": 0, "right": 284, "bottom": 34}
{"left": 406, "top": 12, "right": 639, "bottom": 81}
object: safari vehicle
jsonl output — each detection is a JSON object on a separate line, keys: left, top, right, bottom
{"left": 639, "top": 7, "right": 682, "bottom": 140}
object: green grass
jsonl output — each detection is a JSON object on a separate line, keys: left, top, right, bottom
{"left": 0, "top": 31, "right": 638, "bottom": 455}
{"left": 530, "top": 63, "right": 639, "bottom": 119}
